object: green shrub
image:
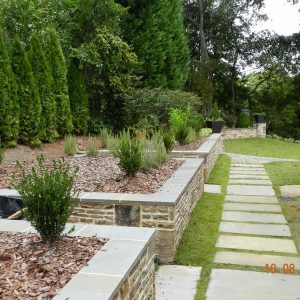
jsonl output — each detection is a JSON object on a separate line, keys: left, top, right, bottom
{"left": 210, "top": 102, "right": 222, "bottom": 121}
{"left": 169, "top": 108, "right": 191, "bottom": 145}
{"left": 188, "top": 128, "right": 197, "bottom": 143}
{"left": 99, "top": 127, "right": 112, "bottom": 148}
{"left": 107, "top": 134, "right": 120, "bottom": 153}
{"left": 162, "top": 131, "right": 175, "bottom": 153}
{"left": 113, "top": 131, "right": 143, "bottom": 176}
{"left": 199, "top": 128, "right": 212, "bottom": 137}
{"left": 141, "top": 133, "right": 168, "bottom": 171}
{"left": 237, "top": 112, "right": 251, "bottom": 128}
{"left": 86, "top": 137, "right": 98, "bottom": 156}
{"left": 14, "top": 156, "right": 77, "bottom": 242}
{"left": 188, "top": 113, "right": 206, "bottom": 132}
{"left": 64, "top": 135, "right": 77, "bottom": 156}
{"left": 0, "top": 144, "right": 4, "bottom": 165}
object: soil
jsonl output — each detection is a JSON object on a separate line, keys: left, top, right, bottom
{"left": 0, "top": 232, "right": 106, "bottom": 300}
{"left": 173, "top": 137, "right": 207, "bottom": 151}
{"left": 0, "top": 156, "right": 182, "bottom": 194}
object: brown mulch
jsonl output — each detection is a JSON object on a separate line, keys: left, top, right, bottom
{"left": 0, "top": 232, "right": 106, "bottom": 300}
{"left": 173, "top": 137, "right": 207, "bottom": 151}
{"left": 0, "top": 157, "right": 182, "bottom": 194}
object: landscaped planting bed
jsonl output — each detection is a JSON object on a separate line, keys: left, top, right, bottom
{"left": 173, "top": 136, "right": 207, "bottom": 151}
{"left": 0, "top": 232, "right": 106, "bottom": 299}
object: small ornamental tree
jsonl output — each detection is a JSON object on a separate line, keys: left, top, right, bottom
{"left": 28, "top": 32, "right": 58, "bottom": 142}
{"left": 46, "top": 28, "right": 73, "bottom": 136}
{"left": 11, "top": 35, "right": 41, "bottom": 147}
{"left": 0, "top": 30, "right": 19, "bottom": 147}
{"left": 15, "top": 156, "right": 78, "bottom": 242}
{"left": 67, "top": 61, "right": 89, "bottom": 135}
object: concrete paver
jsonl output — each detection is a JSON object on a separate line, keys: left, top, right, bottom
{"left": 227, "top": 185, "right": 275, "bottom": 196}
{"left": 224, "top": 203, "right": 281, "bottom": 212}
{"left": 225, "top": 195, "right": 278, "bottom": 204}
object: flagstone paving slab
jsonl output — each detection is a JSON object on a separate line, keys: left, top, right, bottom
{"left": 156, "top": 265, "right": 201, "bottom": 300}
{"left": 224, "top": 203, "right": 281, "bottom": 212}
{"left": 228, "top": 179, "right": 272, "bottom": 185}
{"left": 230, "top": 170, "right": 267, "bottom": 175}
{"left": 219, "top": 221, "right": 291, "bottom": 237}
{"left": 214, "top": 251, "right": 300, "bottom": 270}
{"left": 229, "top": 174, "right": 269, "bottom": 179}
{"left": 227, "top": 185, "right": 275, "bottom": 196}
{"left": 217, "top": 235, "right": 297, "bottom": 253}
{"left": 232, "top": 164, "right": 264, "bottom": 168}
{"left": 206, "top": 269, "right": 300, "bottom": 300}
{"left": 231, "top": 167, "right": 265, "bottom": 172}
{"left": 280, "top": 185, "right": 300, "bottom": 197}
{"left": 225, "top": 195, "right": 279, "bottom": 204}
{"left": 204, "top": 184, "right": 222, "bottom": 194}
{"left": 222, "top": 211, "right": 287, "bottom": 224}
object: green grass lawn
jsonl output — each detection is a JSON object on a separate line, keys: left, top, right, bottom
{"left": 175, "top": 154, "right": 231, "bottom": 299}
{"left": 224, "top": 137, "right": 300, "bottom": 159}
{"left": 265, "top": 161, "right": 300, "bottom": 252}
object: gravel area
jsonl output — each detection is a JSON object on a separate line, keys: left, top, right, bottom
{"left": 173, "top": 137, "right": 207, "bottom": 151}
{"left": 0, "top": 156, "right": 182, "bottom": 194}
{"left": 0, "top": 232, "right": 106, "bottom": 299}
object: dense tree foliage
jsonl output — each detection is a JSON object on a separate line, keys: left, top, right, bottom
{"left": 0, "top": 30, "right": 19, "bottom": 147}
{"left": 28, "top": 32, "right": 58, "bottom": 142}
{"left": 11, "top": 36, "right": 41, "bottom": 146}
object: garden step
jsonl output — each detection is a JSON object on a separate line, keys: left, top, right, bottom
{"left": 225, "top": 195, "right": 279, "bottom": 204}
{"left": 230, "top": 170, "right": 267, "bottom": 175}
{"left": 206, "top": 269, "right": 300, "bottom": 300}
{"left": 204, "top": 184, "right": 222, "bottom": 194}
{"left": 230, "top": 167, "right": 265, "bottom": 172}
{"left": 229, "top": 174, "right": 269, "bottom": 179}
{"left": 227, "top": 185, "right": 275, "bottom": 196}
{"left": 216, "top": 235, "right": 297, "bottom": 253}
{"left": 224, "top": 203, "right": 281, "bottom": 213}
{"left": 228, "top": 179, "right": 272, "bottom": 185}
{"left": 222, "top": 211, "right": 287, "bottom": 224}
{"left": 214, "top": 251, "right": 300, "bottom": 270}
{"left": 156, "top": 265, "right": 201, "bottom": 300}
{"left": 231, "top": 164, "right": 264, "bottom": 168}
{"left": 219, "top": 221, "right": 291, "bottom": 237}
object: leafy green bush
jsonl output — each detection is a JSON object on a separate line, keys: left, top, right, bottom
{"left": 86, "top": 137, "right": 98, "bottom": 156}
{"left": 113, "top": 131, "right": 143, "bottom": 176}
{"left": 210, "top": 102, "right": 223, "bottom": 121}
{"left": 123, "top": 88, "right": 203, "bottom": 126}
{"left": 64, "top": 135, "right": 77, "bottom": 156}
{"left": 188, "top": 113, "right": 206, "bottom": 132}
{"left": 237, "top": 112, "right": 251, "bottom": 128}
{"left": 162, "top": 131, "right": 175, "bottom": 153}
{"left": 169, "top": 108, "right": 191, "bottom": 145}
{"left": 141, "top": 133, "right": 167, "bottom": 171}
{"left": 199, "top": 128, "right": 212, "bottom": 137}
{"left": 14, "top": 156, "right": 77, "bottom": 242}
{"left": 99, "top": 127, "right": 112, "bottom": 148}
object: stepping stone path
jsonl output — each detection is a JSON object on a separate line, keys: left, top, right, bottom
{"left": 204, "top": 184, "right": 222, "bottom": 194}
{"left": 207, "top": 162, "right": 300, "bottom": 299}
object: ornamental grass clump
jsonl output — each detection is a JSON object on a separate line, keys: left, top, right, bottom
{"left": 86, "top": 136, "right": 98, "bottom": 156}
{"left": 99, "top": 127, "right": 112, "bottom": 148}
{"left": 113, "top": 131, "right": 143, "bottom": 176}
{"left": 64, "top": 134, "right": 77, "bottom": 156}
{"left": 0, "top": 145, "right": 4, "bottom": 165}
{"left": 162, "top": 130, "right": 175, "bottom": 153}
{"left": 14, "top": 156, "right": 78, "bottom": 242}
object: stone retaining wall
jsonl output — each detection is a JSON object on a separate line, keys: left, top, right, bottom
{"left": 222, "top": 123, "right": 266, "bottom": 140}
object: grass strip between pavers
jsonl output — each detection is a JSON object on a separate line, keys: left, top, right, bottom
{"left": 174, "top": 154, "right": 231, "bottom": 300}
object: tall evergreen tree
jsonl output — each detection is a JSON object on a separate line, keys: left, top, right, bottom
{"left": 0, "top": 30, "right": 19, "bottom": 147}
{"left": 28, "top": 31, "right": 58, "bottom": 142}
{"left": 119, "top": 0, "right": 189, "bottom": 89}
{"left": 11, "top": 35, "right": 41, "bottom": 146}
{"left": 67, "top": 61, "right": 89, "bottom": 134}
{"left": 46, "top": 28, "right": 73, "bottom": 136}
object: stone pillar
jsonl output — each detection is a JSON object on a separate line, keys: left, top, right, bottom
{"left": 256, "top": 123, "right": 266, "bottom": 137}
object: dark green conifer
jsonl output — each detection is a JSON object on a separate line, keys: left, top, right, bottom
{"left": 46, "top": 28, "right": 73, "bottom": 136}
{"left": 67, "top": 61, "right": 89, "bottom": 135}
{"left": 11, "top": 35, "right": 41, "bottom": 146}
{"left": 28, "top": 31, "right": 58, "bottom": 142}
{"left": 0, "top": 30, "right": 19, "bottom": 147}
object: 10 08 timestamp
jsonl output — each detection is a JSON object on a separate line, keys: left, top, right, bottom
{"left": 265, "top": 263, "right": 296, "bottom": 274}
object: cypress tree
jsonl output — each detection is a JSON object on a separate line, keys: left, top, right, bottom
{"left": 46, "top": 28, "right": 73, "bottom": 136}
{"left": 11, "top": 36, "right": 41, "bottom": 146}
{"left": 28, "top": 32, "right": 58, "bottom": 142}
{"left": 0, "top": 30, "right": 19, "bottom": 147}
{"left": 67, "top": 61, "right": 89, "bottom": 135}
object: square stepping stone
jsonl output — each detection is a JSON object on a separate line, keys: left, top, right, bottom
{"left": 229, "top": 174, "right": 269, "bottom": 180}
{"left": 280, "top": 185, "right": 300, "bottom": 197}
{"left": 227, "top": 185, "right": 275, "bottom": 196}
{"left": 225, "top": 195, "right": 279, "bottom": 204}
{"left": 206, "top": 269, "right": 300, "bottom": 300}
{"left": 216, "top": 235, "right": 297, "bottom": 253}
{"left": 156, "top": 265, "right": 201, "bottom": 300}
{"left": 228, "top": 179, "right": 272, "bottom": 185}
{"left": 214, "top": 251, "right": 300, "bottom": 270}
{"left": 222, "top": 211, "right": 287, "bottom": 224}
{"left": 224, "top": 203, "right": 282, "bottom": 213}
{"left": 219, "top": 221, "right": 291, "bottom": 237}
{"left": 204, "top": 184, "right": 222, "bottom": 194}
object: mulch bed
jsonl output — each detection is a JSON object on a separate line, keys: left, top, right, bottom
{"left": 173, "top": 137, "right": 207, "bottom": 151}
{"left": 0, "top": 232, "right": 106, "bottom": 299}
{"left": 0, "top": 156, "right": 182, "bottom": 194}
